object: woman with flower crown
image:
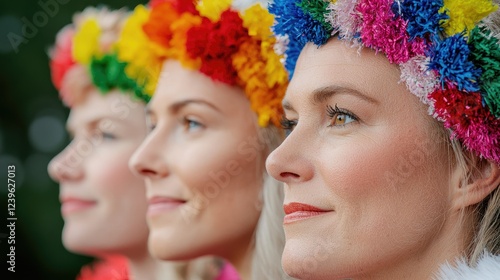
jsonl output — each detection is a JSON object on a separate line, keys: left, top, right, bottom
{"left": 47, "top": 6, "right": 221, "bottom": 280}
{"left": 265, "top": 0, "right": 500, "bottom": 279}
{"left": 127, "top": 0, "right": 292, "bottom": 279}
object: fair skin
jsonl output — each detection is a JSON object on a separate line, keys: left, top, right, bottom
{"left": 265, "top": 39, "right": 480, "bottom": 279}
{"left": 48, "top": 88, "right": 180, "bottom": 279}
{"left": 130, "top": 59, "right": 265, "bottom": 280}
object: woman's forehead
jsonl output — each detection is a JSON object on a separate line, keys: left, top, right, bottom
{"left": 287, "top": 40, "right": 402, "bottom": 104}
{"left": 151, "top": 61, "right": 250, "bottom": 114}
{"left": 68, "top": 91, "right": 143, "bottom": 128}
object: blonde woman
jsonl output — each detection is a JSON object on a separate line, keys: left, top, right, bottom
{"left": 47, "top": 6, "right": 218, "bottom": 279}
{"left": 266, "top": 0, "right": 500, "bottom": 279}
{"left": 128, "top": 0, "right": 291, "bottom": 279}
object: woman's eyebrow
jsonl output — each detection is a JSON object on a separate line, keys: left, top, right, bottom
{"left": 282, "top": 85, "right": 379, "bottom": 112}
{"left": 145, "top": 99, "right": 221, "bottom": 116}
{"left": 312, "top": 85, "right": 379, "bottom": 105}
{"left": 168, "top": 99, "right": 221, "bottom": 114}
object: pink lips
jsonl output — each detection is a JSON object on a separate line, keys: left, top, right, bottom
{"left": 283, "top": 202, "right": 333, "bottom": 224}
{"left": 60, "top": 197, "right": 96, "bottom": 216}
{"left": 147, "top": 196, "right": 186, "bottom": 216}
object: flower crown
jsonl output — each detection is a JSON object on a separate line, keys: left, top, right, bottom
{"left": 135, "top": 0, "right": 289, "bottom": 127}
{"left": 49, "top": 7, "right": 153, "bottom": 106}
{"left": 269, "top": 0, "right": 500, "bottom": 165}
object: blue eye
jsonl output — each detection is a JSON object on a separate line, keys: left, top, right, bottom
{"left": 326, "top": 105, "right": 358, "bottom": 127}
{"left": 183, "top": 117, "right": 204, "bottom": 131}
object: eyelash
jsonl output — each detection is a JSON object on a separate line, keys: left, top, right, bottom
{"left": 280, "top": 104, "right": 358, "bottom": 132}
{"left": 145, "top": 117, "right": 205, "bottom": 133}
{"left": 182, "top": 117, "right": 204, "bottom": 131}
{"left": 326, "top": 104, "right": 358, "bottom": 127}
{"left": 101, "top": 131, "right": 116, "bottom": 140}
{"left": 280, "top": 116, "right": 297, "bottom": 131}
{"left": 148, "top": 124, "right": 156, "bottom": 131}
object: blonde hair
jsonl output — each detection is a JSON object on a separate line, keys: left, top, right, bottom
{"left": 471, "top": 180, "right": 500, "bottom": 263}
{"left": 447, "top": 137, "right": 500, "bottom": 264}
{"left": 448, "top": 0, "right": 500, "bottom": 264}
{"left": 251, "top": 126, "right": 293, "bottom": 279}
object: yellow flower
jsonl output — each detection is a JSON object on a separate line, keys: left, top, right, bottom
{"left": 440, "top": 0, "right": 498, "bottom": 36}
{"left": 116, "top": 5, "right": 166, "bottom": 96}
{"left": 242, "top": 4, "right": 274, "bottom": 41}
{"left": 232, "top": 38, "right": 287, "bottom": 127}
{"left": 73, "top": 18, "right": 101, "bottom": 64}
{"left": 258, "top": 109, "right": 272, "bottom": 127}
{"left": 240, "top": 5, "right": 288, "bottom": 91}
{"left": 233, "top": 40, "right": 264, "bottom": 91}
{"left": 261, "top": 40, "right": 288, "bottom": 88}
{"left": 196, "top": 0, "right": 232, "bottom": 21}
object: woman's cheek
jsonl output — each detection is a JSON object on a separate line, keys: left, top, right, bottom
{"left": 92, "top": 145, "right": 138, "bottom": 191}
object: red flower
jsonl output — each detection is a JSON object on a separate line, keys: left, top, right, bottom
{"left": 430, "top": 84, "right": 500, "bottom": 164}
{"left": 49, "top": 26, "right": 76, "bottom": 90}
{"left": 200, "top": 57, "right": 238, "bottom": 84}
{"left": 218, "top": 10, "right": 248, "bottom": 49}
{"left": 185, "top": 10, "right": 249, "bottom": 85}
{"left": 76, "top": 256, "right": 129, "bottom": 280}
{"left": 185, "top": 18, "right": 212, "bottom": 58}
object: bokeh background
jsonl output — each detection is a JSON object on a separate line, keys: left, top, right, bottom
{"left": 0, "top": 0, "right": 145, "bottom": 278}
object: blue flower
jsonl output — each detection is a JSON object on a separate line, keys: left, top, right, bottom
{"left": 269, "top": 0, "right": 330, "bottom": 79}
{"left": 427, "top": 34, "right": 482, "bottom": 92}
{"left": 392, "top": 0, "right": 448, "bottom": 41}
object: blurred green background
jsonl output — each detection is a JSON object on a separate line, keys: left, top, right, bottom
{"left": 0, "top": 0, "right": 145, "bottom": 278}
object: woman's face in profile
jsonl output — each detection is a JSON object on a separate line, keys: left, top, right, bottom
{"left": 130, "top": 60, "right": 264, "bottom": 261}
{"left": 266, "top": 39, "right": 456, "bottom": 279}
{"left": 48, "top": 89, "right": 149, "bottom": 257}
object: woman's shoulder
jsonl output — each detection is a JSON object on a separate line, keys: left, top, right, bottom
{"left": 76, "top": 256, "right": 129, "bottom": 280}
{"left": 435, "top": 252, "right": 500, "bottom": 280}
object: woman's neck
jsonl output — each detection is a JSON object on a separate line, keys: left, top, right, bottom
{"left": 128, "top": 252, "right": 185, "bottom": 280}
{"left": 225, "top": 239, "right": 255, "bottom": 280}
{"left": 230, "top": 252, "right": 253, "bottom": 280}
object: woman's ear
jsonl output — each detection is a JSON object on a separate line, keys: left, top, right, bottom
{"left": 452, "top": 159, "right": 500, "bottom": 211}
